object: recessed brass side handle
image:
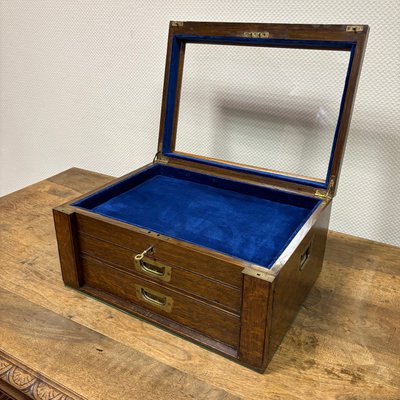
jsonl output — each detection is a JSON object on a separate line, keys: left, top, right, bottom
{"left": 135, "top": 285, "right": 173, "bottom": 313}
{"left": 299, "top": 242, "right": 312, "bottom": 271}
{"left": 133, "top": 252, "right": 172, "bottom": 282}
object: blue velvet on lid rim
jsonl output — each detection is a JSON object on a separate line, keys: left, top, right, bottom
{"left": 74, "top": 165, "right": 320, "bottom": 269}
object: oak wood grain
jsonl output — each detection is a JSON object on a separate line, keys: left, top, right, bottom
{"left": 0, "top": 287, "right": 238, "bottom": 400}
{"left": 80, "top": 255, "right": 241, "bottom": 348}
{"left": 53, "top": 207, "right": 81, "bottom": 288}
{"left": 79, "top": 233, "right": 241, "bottom": 312}
{"left": 266, "top": 202, "right": 331, "bottom": 367}
{"left": 1, "top": 168, "right": 399, "bottom": 399}
{"left": 238, "top": 276, "right": 270, "bottom": 370}
{"left": 76, "top": 212, "right": 244, "bottom": 287}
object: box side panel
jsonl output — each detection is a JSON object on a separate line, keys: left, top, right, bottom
{"left": 53, "top": 206, "right": 82, "bottom": 288}
{"left": 264, "top": 202, "right": 332, "bottom": 367}
{"left": 238, "top": 275, "right": 271, "bottom": 370}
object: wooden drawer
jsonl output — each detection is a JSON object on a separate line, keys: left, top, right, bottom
{"left": 80, "top": 255, "right": 241, "bottom": 348}
{"left": 79, "top": 233, "right": 241, "bottom": 313}
{"left": 76, "top": 213, "right": 243, "bottom": 288}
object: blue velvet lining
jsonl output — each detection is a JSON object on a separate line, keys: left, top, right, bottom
{"left": 74, "top": 165, "right": 320, "bottom": 268}
{"left": 162, "top": 34, "right": 356, "bottom": 190}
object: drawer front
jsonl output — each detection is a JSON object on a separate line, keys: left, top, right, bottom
{"left": 76, "top": 213, "right": 243, "bottom": 288}
{"left": 79, "top": 234, "right": 241, "bottom": 313}
{"left": 81, "top": 255, "right": 241, "bottom": 348}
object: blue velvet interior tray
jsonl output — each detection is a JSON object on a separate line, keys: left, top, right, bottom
{"left": 74, "top": 165, "right": 320, "bottom": 268}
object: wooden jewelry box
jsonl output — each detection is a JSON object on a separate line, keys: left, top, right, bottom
{"left": 53, "top": 22, "right": 368, "bottom": 372}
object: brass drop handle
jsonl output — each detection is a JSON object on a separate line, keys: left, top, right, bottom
{"left": 133, "top": 247, "right": 172, "bottom": 282}
{"left": 141, "top": 288, "right": 166, "bottom": 306}
{"left": 135, "top": 285, "right": 173, "bottom": 312}
{"left": 299, "top": 243, "right": 311, "bottom": 271}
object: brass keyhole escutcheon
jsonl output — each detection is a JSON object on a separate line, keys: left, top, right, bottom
{"left": 134, "top": 246, "right": 153, "bottom": 262}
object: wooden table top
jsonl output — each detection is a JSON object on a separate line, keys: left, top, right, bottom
{"left": 0, "top": 168, "right": 399, "bottom": 400}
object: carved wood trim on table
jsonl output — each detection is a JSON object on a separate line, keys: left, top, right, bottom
{"left": 0, "top": 387, "right": 14, "bottom": 400}
{"left": 0, "top": 351, "right": 85, "bottom": 400}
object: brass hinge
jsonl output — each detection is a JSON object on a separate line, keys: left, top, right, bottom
{"left": 153, "top": 151, "right": 168, "bottom": 164}
{"left": 315, "top": 189, "right": 329, "bottom": 201}
{"left": 315, "top": 176, "right": 336, "bottom": 202}
{"left": 243, "top": 31, "right": 269, "bottom": 38}
{"left": 346, "top": 25, "right": 364, "bottom": 32}
{"left": 171, "top": 21, "right": 184, "bottom": 27}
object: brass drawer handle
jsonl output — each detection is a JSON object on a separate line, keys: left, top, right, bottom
{"left": 135, "top": 285, "right": 173, "bottom": 313}
{"left": 133, "top": 248, "right": 172, "bottom": 282}
{"left": 299, "top": 242, "right": 312, "bottom": 271}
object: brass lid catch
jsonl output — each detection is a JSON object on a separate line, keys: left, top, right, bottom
{"left": 153, "top": 151, "right": 169, "bottom": 164}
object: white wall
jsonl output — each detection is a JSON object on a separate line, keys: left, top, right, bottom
{"left": 1, "top": 0, "right": 399, "bottom": 247}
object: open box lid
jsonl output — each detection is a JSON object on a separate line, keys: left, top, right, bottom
{"left": 156, "top": 22, "right": 369, "bottom": 199}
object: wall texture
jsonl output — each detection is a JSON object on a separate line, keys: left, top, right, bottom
{"left": 0, "top": 0, "right": 399, "bottom": 246}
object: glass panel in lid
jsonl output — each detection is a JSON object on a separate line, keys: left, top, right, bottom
{"left": 174, "top": 43, "right": 352, "bottom": 183}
